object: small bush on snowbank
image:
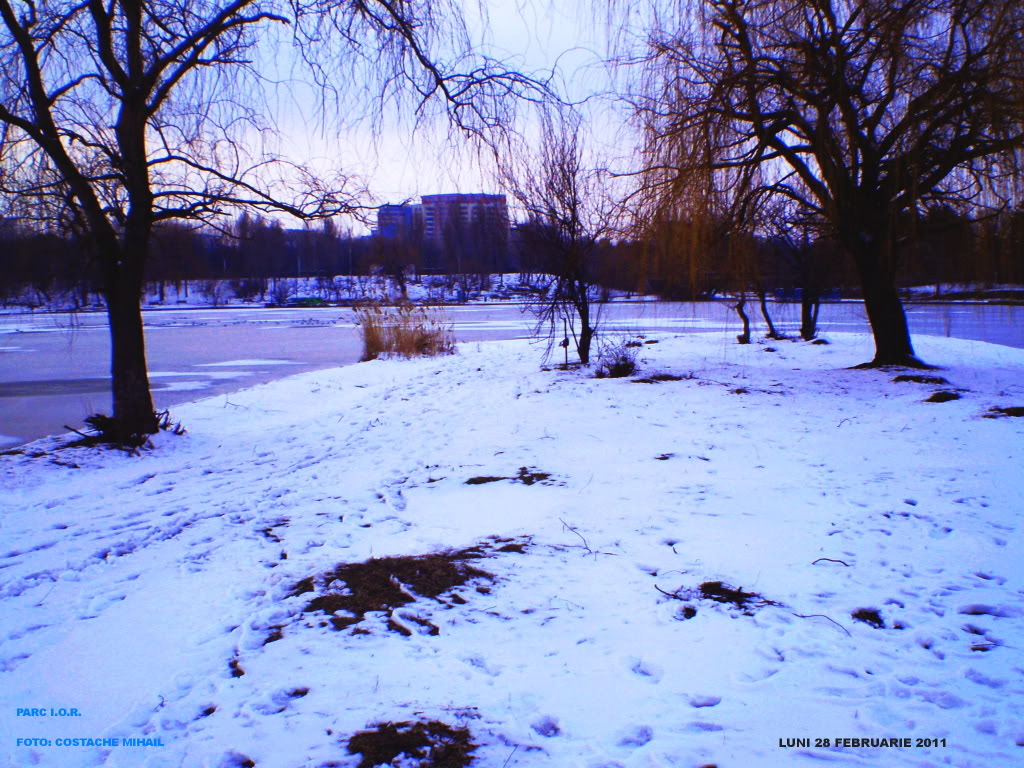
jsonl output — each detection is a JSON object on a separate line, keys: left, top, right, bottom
{"left": 354, "top": 302, "right": 455, "bottom": 361}
{"left": 594, "top": 339, "right": 639, "bottom": 378}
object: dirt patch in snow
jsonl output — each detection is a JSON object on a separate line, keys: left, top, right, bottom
{"left": 658, "top": 580, "right": 779, "bottom": 615}
{"left": 925, "top": 390, "right": 962, "bottom": 403}
{"left": 983, "top": 405, "right": 1024, "bottom": 418}
{"left": 346, "top": 720, "right": 476, "bottom": 768}
{"left": 851, "top": 608, "right": 885, "bottom": 628}
{"left": 892, "top": 374, "right": 950, "bottom": 385}
{"left": 465, "top": 467, "right": 554, "bottom": 486}
{"left": 294, "top": 538, "right": 528, "bottom": 634}
{"left": 632, "top": 373, "right": 687, "bottom": 384}
{"left": 698, "top": 581, "right": 778, "bottom": 610}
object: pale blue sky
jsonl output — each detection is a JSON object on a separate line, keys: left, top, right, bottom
{"left": 268, "top": 1, "right": 616, "bottom": 228}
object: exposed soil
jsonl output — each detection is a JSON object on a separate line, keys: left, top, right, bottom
{"left": 464, "top": 475, "right": 505, "bottom": 485}
{"left": 698, "top": 581, "right": 778, "bottom": 611}
{"left": 851, "top": 608, "right": 885, "bottom": 628}
{"left": 632, "top": 373, "right": 686, "bottom": 384}
{"left": 259, "top": 519, "right": 287, "bottom": 543}
{"left": 983, "top": 406, "right": 1024, "bottom": 418}
{"left": 658, "top": 581, "right": 778, "bottom": 615}
{"left": 514, "top": 467, "right": 552, "bottom": 485}
{"left": 263, "top": 627, "right": 284, "bottom": 645}
{"left": 294, "top": 538, "right": 527, "bottom": 634}
{"left": 346, "top": 720, "right": 476, "bottom": 768}
{"left": 892, "top": 374, "right": 950, "bottom": 385}
{"left": 465, "top": 467, "right": 553, "bottom": 486}
{"left": 926, "top": 390, "right": 962, "bottom": 403}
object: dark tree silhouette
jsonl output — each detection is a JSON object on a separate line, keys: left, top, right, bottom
{"left": 502, "top": 108, "right": 612, "bottom": 365}
{"left": 621, "top": 0, "right": 1024, "bottom": 366}
{"left": 0, "top": 0, "right": 539, "bottom": 442}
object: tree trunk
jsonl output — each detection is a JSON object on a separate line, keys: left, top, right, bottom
{"left": 104, "top": 271, "right": 159, "bottom": 442}
{"left": 853, "top": 249, "right": 924, "bottom": 367}
{"left": 756, "top": 289, "right": 781, "bottom": 339}
{"left": 800, "top": 294, "right": 820, "bottom": 340}
{"left": 578, "top": 323, "right": 594, "bottom": 365}
{"left": 732, "top": 293, "right": 751, "bottom": 344}
{"left": 575, "top": 281, "right": 594, "bottom": 365}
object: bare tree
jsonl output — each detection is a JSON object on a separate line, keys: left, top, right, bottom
{"left": 619, "top": 0, "right": 1024, "bottom": 366}
{"left": 502, "top": 108, "right": 612, "bottom": 365}
{"left": 0, "top": 0, "right": 540, "bottom": 442}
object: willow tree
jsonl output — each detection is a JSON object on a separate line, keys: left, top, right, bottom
{"left": 0, "top": 0, "right": 536, "bottom": 443}
{"left": 620, "top": 0, "right": 1024, "bottom": 366}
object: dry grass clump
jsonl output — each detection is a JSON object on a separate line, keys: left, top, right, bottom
{"left": 657, "top": 580, "right": 779, "bottom": 616}
{"left": 299, "top": 549, "right": 494, "bottom": 631}
{"left": 354, "top": 302, "right": 455, "bottom": 361}
{"left": 290, "top": 537, "right": 529, "bottom": 635}
{"left": 347, "top": 720, "right": 476, "bottom": 768}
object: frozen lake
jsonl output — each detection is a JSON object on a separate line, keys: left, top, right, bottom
{"left": 1, "top": 300, "right": 1021, "bottom": 448}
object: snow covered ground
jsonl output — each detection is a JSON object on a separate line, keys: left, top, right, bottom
{"left": 1, "top": 332, "right": 1023, "bottom": 768}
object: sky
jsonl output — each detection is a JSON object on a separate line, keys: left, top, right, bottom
{"left": 267, "top": 0, "right": 619, "bottom": 229}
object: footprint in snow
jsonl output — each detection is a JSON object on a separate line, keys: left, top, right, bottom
{"left": 629, "top": 658, "right": 663, "bottom": 682}
{"left": 617, "top": 725, "right": 653, "bottom": 747}
{"left": 120, "top": 472, "right": 156, "bottom": 488}
{"left": 689, "top": 695, "right": 722, "bottom": 708}
{"left": 971, "top": 572, "right": 1007, "bottom": 585}
{"left": 687, "top": 721, "right": 724, "bottom": 732}
{"left": 959, "top": 604, "right": 1023, "bottom": 618}
{"left": 531, "top": 716, "right": 561, "bottom": 737}
{"left": 80, "top": 592, "right": 127, "bottom": 618}
{"left": 917, "top": 690, "right": 967, "bottom": 710}
{"left": 736, "top": 665, "right": 779, "bottom": 683}
{"left": 965, "top": 668, "right": 1005, "bottom": 689}
{"left": 6, "top": 623, "right": 50, "bottom": 641}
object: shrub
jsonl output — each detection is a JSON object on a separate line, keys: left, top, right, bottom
{"left": 269, "top": 278, "right": 293, "bottom": 306}
{"left": 198, "top": 279, "right": 228, "bottom": 306}
{"left": 594, "top": 338, "right": 639, "bottom": 378}
{"left": 354, "top": 302, "right": 455, "bottom": 361}
{"left": 230, "top": 278, "right": 266, "bottom": 301}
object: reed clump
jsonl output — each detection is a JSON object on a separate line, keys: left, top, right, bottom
{"left": 354, "top": 302, "right": 455, "bottom": 361}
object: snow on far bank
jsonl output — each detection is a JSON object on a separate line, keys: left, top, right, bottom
{"left": 1, "top": 333, "right": 1023, "bottom": 768}
{"left": 1, "top": 273, "right": 647, "bottom": 313}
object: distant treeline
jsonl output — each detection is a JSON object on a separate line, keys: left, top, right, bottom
{"left": 1, "top": 207, "right": 1021, "bottom": 308}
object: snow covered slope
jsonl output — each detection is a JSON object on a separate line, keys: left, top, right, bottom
{"left": 1, "top": 332, "right": 1022, "bottom": 767}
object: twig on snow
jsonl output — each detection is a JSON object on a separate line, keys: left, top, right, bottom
{"left": 559, "top": 518, "right": 592, "bottom": 554}
{"left": 34, "top": 577, "right": 59, "bottom": 607}
{"left": 558, "top": 518, "right": 618, "bottom": 558}
{"left": 791, "top": 612, "right": 852, "bottom": 637}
